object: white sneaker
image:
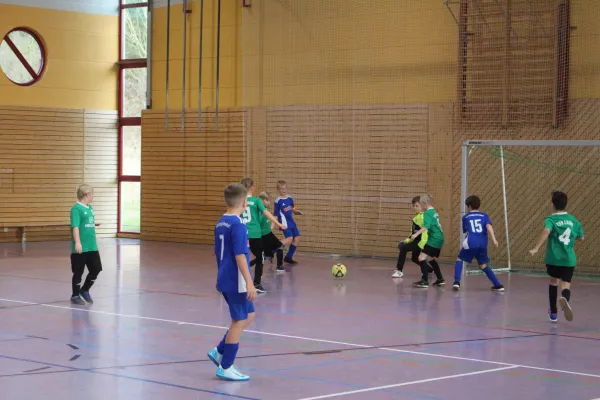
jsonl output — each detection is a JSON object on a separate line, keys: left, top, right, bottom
{"left": 559, "top": 297, "right": 573, "bottom": 321}
{"left": 392, "top": 270, "right": 404, "bottom": 278}
{"left": 216, "top": 365, "right": 250, "bottom": 381}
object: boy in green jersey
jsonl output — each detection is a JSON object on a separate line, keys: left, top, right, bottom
{"left": 530, "top": 191, "right": 584, "bottom": 322}
{"left": 258, "top": 192, "right": 285, "bottom": 273}
{"left": 70, "top": 184, "right": 102, "bottom": 305}
{"left": 410, "top": 194, "right": 445, "bottom": 288}
{"left": 240, "top": 178, "right": 286, "bottom": 294}
{"left": 392, "top": 196, "right": 430, "bottom": 278}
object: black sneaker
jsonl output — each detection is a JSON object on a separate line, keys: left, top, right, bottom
{"left": 491, "top": 285, "right": 505, "bottom": 292}
{"left": 452, "top": 281, "right": 460, "bottom": 291}
{"left": 284, "top": 258, "right": 298, "bottom": 265}
{"left": 71, "top": 295, "right": 85, "bottom": 305}
{"left": 413, "top": 280, "right": 429, "bottom": 288}
{"left": 255, "top": 284, "right": 266, "bottom": 293}
{"left": 433, "top": 279, "right": 446, "bottom": 287}
{"left": 276, "top": 266, "right": 285, "bottom": 273}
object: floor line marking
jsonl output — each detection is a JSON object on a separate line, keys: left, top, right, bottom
{"left": 295, "top": 366, "right": 520, "bottom": 400}
{"left": 1, "top": 297, "right": 600, "bottom": 379}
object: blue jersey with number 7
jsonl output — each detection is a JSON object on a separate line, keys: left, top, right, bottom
{"left": 462, "top": 211, "right": 492, "bottom": 249}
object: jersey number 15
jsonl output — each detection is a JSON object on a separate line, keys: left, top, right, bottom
{"left": 469, "top": 219, "right": 483, "bottom": 233}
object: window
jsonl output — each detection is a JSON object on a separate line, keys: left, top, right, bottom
{"left": 118, "top": 1, "right": 148, "bottom": 234}
{"left": 0, "top": 28, "right": 46, "bottom": 86}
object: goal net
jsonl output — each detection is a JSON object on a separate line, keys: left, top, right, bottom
{"left": 461, "top": 140, "right": 600, "bottom": 275}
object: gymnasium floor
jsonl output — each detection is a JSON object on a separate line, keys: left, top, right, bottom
{"left": 0, "top": 239, "right": 599, "bottom": 400}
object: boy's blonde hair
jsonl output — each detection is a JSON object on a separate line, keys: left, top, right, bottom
{"left": 224, "top": 183, "right": 248, "bottom": 208}
{"left": 258, "top": 191, "right": 271, "bottom": 202}
{"left": 77, "top": 184, "right": 93, "bottom": 200}
{"left": 276, "top": 180, "right": 287, "bottom": 189}
{"left": 240, "top": 178, "right": 254, "bottom": 190}
{"left": 420, "top": 193, "right": 433, "bottom": 204}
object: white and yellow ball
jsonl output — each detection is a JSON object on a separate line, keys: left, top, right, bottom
{"left": 332, "top": 263, "right": 347, "bottom": 278}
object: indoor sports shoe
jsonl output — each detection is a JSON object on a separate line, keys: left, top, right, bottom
{"left": 70, "top": 295, "right": 85, "bottom": 305}
{"left": 548, "top": 310, "right": 558, "bottom": 323}
{"left": 392, "top": 270, "right": 404, "bottom": 278}
{"left": 452, "top": 281, "right": 460, "bottom": 291}
{"left": 433, "top": 279, "right": 446, "bottom": 287}
{"left": 491, "top": 285, "right": 505, "bottom": 292}
{"left": 413, "top": 280, "right": 429, "bottom": 288}
{"left": 207, "top": 347, "right": 222, "bottom": 367}
{"left": 80, "top": 291, "right": 94, "bottom": 304}
{"left": 559, "top": 297, "right": 573, "bottom": 321}
{"left": 255, "top": 284, "right": 266, "bottom": 293}
{"left": 216, "top": 365, "right": 250, "bottom": 381}
{"left": 276, "top": 266, "right": 285, "bottom": 273}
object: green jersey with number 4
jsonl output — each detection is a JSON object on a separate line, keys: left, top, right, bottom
{"left": 241, "top": 196, "right": 266, "bottom": 239}
{"left": 544, "top": 212, "right": 583, "bottom": 267}
{"left": 423, "top": 207, "right": 444, "bottom": 249}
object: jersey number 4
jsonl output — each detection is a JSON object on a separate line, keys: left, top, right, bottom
{"left": 469, "top": 219, "right": 483, "bottom": 233}
{"left": 241, "top": 207, "right": 252, "bottom": 224}
{"left": 559, "top": 228, "right": 571, "bottom": 245}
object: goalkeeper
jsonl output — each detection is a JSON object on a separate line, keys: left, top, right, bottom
{"left": 392, "top": 196, "right": 432, "bottom": 278}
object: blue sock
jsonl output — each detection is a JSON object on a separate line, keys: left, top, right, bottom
{"left": 286, "top": 245, "right": 297, "bottom": 259}
{"left": 221, "top": 343, "right": 239, "bottom": 369}
{"left": 454, "top": 260, "right": 463, "bottom": 282}
{"left": 216, "top": 331, "right": 228, "bottom": 354}
{"left": 482, "top": 266, "right": 501, "bottom": 286}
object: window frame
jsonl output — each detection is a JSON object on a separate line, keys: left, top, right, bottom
{"left": 118, "top": 0, "right": 148, "bottom": 235}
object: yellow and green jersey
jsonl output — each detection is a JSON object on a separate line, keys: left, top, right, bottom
{"left": 406, "top": 212, "right": 428, "bottom": 249}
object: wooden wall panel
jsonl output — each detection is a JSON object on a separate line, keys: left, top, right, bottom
{"left": 0, "top": 106, "right": 118, "bottom": 243}
{"left": 140, "top": 109, "right": 244, "bottom": 244}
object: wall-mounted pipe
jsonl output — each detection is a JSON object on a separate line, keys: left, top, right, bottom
{"left": 215, "top": 0, "right": 221, "bottom": 131}
{"left": 198, "top": 0, "right": 204, "bottom": 130}
{"left": 146, "top": 0, "right": 153, "bottom": 109}
{"left": 182, "top": 0, "right": 190, "bottom": 131}
{"left": 165, "top": 0, "right": 171, "bottom": 130}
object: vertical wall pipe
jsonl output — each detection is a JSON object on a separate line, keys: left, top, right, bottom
{"left": 198, "top": 0, "right": 204, "bottom": 129}
{"left": 215, "top": 0, "right": 221, "bottom": 131}
{"left": 165, "top": 0, "right": 171, "bottom": 130}
{"left": 182, "top": 0, "right": 189, "bottom": 131}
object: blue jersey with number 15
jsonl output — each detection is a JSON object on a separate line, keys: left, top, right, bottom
{"left": 462, "top": 211, "right": 492, "bottom": 249}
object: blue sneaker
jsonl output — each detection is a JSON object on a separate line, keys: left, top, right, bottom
{"left": 207, "top": 347, "right": 222, "bottom": 367}
{"left": 216, "top": 365, "right": 249, "bottom": 381}
{"left": 71, "top": 295, "right": 85, "bottom": 305}
{"left": 80, "top": 291, "right": 93, "bottom": 304}
{"left": 548, "top": 309, "right": 558, "bottom": 322}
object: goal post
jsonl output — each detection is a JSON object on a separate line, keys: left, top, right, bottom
{"left": 460, "top": 140, "right": 600, "bottom": 276}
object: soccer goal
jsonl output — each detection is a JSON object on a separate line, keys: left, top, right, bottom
{"left": 461, "top": 140, "right": 600, "bottom": 275}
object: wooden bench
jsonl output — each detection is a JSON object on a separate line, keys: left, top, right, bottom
{"left": 1, "top": 223, "right": 71, "bottom": 242}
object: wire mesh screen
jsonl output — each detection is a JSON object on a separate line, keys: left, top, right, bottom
{"left": 465, "top": 143, "right": 600, "bottom": 274}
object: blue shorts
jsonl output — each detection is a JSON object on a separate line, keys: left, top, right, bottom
{"left": 282, "top": 226, "right": 301, "bottom": 238}
{"left": 222, "top": 292, "right": 255, "bottom": 321}
{"left": 458, "top": 248, "right": 490, "bottom": 265}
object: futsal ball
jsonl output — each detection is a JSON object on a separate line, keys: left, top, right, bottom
{"left": 332, "top": 263, "right": 347, "bottom": 278}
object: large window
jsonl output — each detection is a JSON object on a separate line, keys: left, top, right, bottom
{"left": 118, "top": 1, "right": 148, "bottom": 234}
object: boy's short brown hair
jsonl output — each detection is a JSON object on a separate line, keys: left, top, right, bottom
{"left": 276, "top": 180, "right": 287, "bottom": 189}
{"left": 240, "top": 178, "right": 254, "bottom": 190}
{"left": 224, "top": 183, "right": 248, "bottom": 208}
{"left": 411, "top": 196, "right": 421, "bottom": 205}
{"left": 258, "top": 191, "right": 271, "bottom": 202}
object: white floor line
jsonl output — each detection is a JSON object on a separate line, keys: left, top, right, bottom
{"left": 296, "top": 365, "right": 519, "bottom": 400}
{"left": 1, "top": 297, "right": 599, "bottom": 379}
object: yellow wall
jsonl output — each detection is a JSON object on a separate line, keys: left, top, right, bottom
{"left": 570, "top": 0, "right": 600, "bottom": 99}
{"left": 241, "top": 0, "right": 457, "bottom": 106}
{"left": 0, "top": 4, "right": 118, "bottom": 110}
{"left": 151, "top": 0, "right": 242, "bottom": 110}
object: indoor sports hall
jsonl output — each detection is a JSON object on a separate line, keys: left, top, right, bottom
{"left": 0, "top": 1, "right": 599, "bottom": 399}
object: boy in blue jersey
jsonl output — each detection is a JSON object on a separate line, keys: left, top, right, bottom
{"left": 452, "top": 196, "right": 504, "bottom": 292}
{"left": 208, "top": 183, "right": 257, "bottom": 381}
{"left": 274, "top": 180, "right": 304, "bottom": 264}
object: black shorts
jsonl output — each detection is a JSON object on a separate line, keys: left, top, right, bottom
{"left": 249, "top": 238, "right": 264, "bottom": 259}
{"left": 423, "top": 244, "right": 441, "bottom": 258}
{"left": 546, "top": 265, "right": 575, "bottom": 283}
{"left": 262, "top": 232, "right": 282, "bottom": 255}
